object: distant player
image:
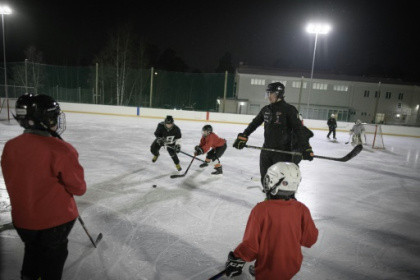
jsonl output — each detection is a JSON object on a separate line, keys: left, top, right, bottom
{"left": 349, "top": 119, "right": 365, "bottom": 145}
{"left": 224, "top": 162, "right": 318, "bottom": 279}
{"left": 151, "top": 115, "right": 182, "bottom": 171}
{"left": 194, "top": 125, "right": 227, "bottom": 175}
{"left": 327, "top": 113, "right": 337, "bottom": 140}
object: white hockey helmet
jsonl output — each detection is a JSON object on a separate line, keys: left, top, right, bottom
{"left": 356, "top": 119, "right": 362, "bottom": 124}
{"left": 331, "top": 114, "right": 335, "bottom": 118}
{"left": 263, "top": 162, "right": 301, "bottom": 197}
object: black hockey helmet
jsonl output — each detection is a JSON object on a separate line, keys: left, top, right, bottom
{"left": 14, "top": 93, "right": 35, "bottom": 129}
{"left": 202, "top": 124, "right": 213, "bottom": 136}
{"left": 164, "top": 115, "right": 174, "bottom": 131}
{"left": 266, "top": 82, "right": 285, "bottom": 99}
{"left": 15, "top": 93, "right": 65, "bottom": 134}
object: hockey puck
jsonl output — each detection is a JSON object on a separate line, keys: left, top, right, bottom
{"left": 153, "top": 185, "right": 157, "bottom": 188}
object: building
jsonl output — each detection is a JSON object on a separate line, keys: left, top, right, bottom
{"left": 220, "top": 66, "right": 420, "bottom": 126}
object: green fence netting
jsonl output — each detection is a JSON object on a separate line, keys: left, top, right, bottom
{"left": 2, "top": 62, "right": 235, "bottom": 112}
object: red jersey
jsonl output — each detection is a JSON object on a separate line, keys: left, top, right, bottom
{"left": 233, "top": 199, "right": 318, "bottom": 280}
{"left": 1, "top": 133, "right": 86, "bottom": 230}
{"left": 199, "top": 133, "right": 226, "bottom": 153}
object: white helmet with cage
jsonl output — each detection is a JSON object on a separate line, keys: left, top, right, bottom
{"left": 263, "top": 162, "right": 301, "bottom": 197}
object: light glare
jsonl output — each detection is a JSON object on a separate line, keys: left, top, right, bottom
{"left": 306, "top": 23, "right": 331, "bottom": 34}
{"left": 0, "top": 6, "right": 12, "bottom": 14}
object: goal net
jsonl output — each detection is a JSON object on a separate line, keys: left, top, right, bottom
{"left": 363, "top": 124, "right": 385, "bottom": 149}
{"left": 0, "top": 97, "right": 17, "bottom": 121}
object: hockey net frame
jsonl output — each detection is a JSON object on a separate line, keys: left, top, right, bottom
{"left": 0, "top": 97, "right": 17, "bottom": 122}
{"left": 363, "top": 123, "right": 385, "bottom": 149}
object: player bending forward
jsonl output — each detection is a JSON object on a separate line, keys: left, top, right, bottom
{"left": 349, "top": 119, "right": 365, "bottom": 145}
{"left": 194, "top": 125, "right": 227, "bottom": 175}
{"left": 151, "top": 115, "right": 182, "bottom": 171}
{"left": 224, "top": 162, "right": 318, "bottom": 280}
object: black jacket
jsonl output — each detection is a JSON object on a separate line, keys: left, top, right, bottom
{"left": 327, "top": 118, "right": 337, "bottom": 128}
{"left": 243, "top": 100, "right": 311, "bottom": 150}
{"left": 154, "top": 122, "right": 182, "bottom": 145}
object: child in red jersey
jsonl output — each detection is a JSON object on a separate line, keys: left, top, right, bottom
{"left": 194, "top": 124, "right": 227, "bottom": 175}
{"left": 225, "top": 162, "right": 318, "bottom": 279}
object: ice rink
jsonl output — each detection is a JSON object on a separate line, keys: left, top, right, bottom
{"left": 1, "top": 112, "right": 420, "bottom": 280}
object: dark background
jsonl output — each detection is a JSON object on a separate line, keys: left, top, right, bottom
{"left": 4, "top": 0, "right": 419, "bottom": 81}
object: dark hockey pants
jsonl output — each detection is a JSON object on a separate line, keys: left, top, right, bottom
{"left": 205, "top": 142, "right": 227, "bottom": 165}
{"left": 15, "top": 219, "right": 76, "bottom": 280}
{"left": 150, "top": 140, "right": 180, "bottom": 165}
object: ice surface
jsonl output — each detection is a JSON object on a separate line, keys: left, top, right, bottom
{"left": 1, "top": 113, "right": 420, "bottom": 280}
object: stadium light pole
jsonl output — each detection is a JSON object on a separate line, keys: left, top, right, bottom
{"left": 0, "top": 6, "right": 11, "bottom": 102}
{"left": 305, "top": 23, "right": 330, "bottom": 119}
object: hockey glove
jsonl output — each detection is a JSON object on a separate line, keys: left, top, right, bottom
{"left": 225, "top": 251, "right": 245, "bottom": 278}
{"left": 301, "top": 145, "right": 314, "bottom": 161}
{"left": 156, "top": 138, "right": 165, "bottom": 146}
{"left": 232, "top": 133, "right": 248, "bottom": 149}
{"left": 174, "top": 144, "right": 181, "bottom": 153}
{"left": 194, "top": 145, "right": 204, "bottom": 156}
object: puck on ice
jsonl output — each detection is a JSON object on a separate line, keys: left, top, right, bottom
{"left": 153, "top": 185, "right": 157, "bottom": 188}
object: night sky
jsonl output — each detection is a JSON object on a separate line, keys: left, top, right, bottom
{"left": 4, "top": 0, "right": 420, "bottom": 82}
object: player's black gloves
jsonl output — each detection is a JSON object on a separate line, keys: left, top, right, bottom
{"left": 300, "top": 145, "right": 314, "bottom": 161}
{"left": 232, "top": 133, "right": 248, "bottom": 149}
{"left": 194, "top": 145, "right": 204, "bottom": 156}
{"left": 174, "top": 145, "right": 181, "bottom": 153}
{"left": 156, "top": 138, "right": 165, "bottom": 146}
{"left": 225, "top": 251, "right": 245, "bottom": 278}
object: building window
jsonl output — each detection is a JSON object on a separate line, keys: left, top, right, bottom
{"left": 251, "top": 79, "right": 265, "bottom": 85}
{"left": 375, "top": 91, "right": 381, "bottom": 98}
{"left": 398, "top": 93, "right": 404, "bottom": 100}
{"left": 385, "top": 92, "right": 391, "bottom": 99}
{"left": 364, "top": 90, "right": 370, "bottom": 97}
{"left": 397, "top": 102, "right": 402, "bottom": 109}
{"left": 333, "top": 85, "right": 348, "bottom": 91}
{"left": 292, "top": 81, "right": 307, "bottom": 88}
{"left": 272, "top": 80, "right": 287, "bottom": 86}
{"left": 312, "top": 83, "right": 328, "bottom": 90}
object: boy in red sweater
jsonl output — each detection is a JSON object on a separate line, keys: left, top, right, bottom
{"left": 225, "top": 162, "right": 318, "bottom": 279}
{"left": 1, "top": 93, "right": 86, "bottom": 280}
{"left": 194, "top": 124, "right": 227, "bottom": 175}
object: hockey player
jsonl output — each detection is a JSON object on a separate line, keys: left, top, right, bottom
{"left": 327, "top": 113, "right": 337, "bottom": 140}
{"left": 232, "top": 82, "right": 314, "bottom": 185}
{"left": 224, "top": 162, "right": 318, "bottom": 280}
{"left": 349, "top": 119, "right": 365, "bottom": 145}
{"left": 194, "top": 124, "right": 227, "bottom": 175}
{"left": 1, "top": 93, "right": 86, "bottom": 280}
{"left": 151, "top": 115, "right": 182, "bottom": 171}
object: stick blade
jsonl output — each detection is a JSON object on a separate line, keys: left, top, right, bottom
{"left": 95, "top": 233, "right": 103, "bottom": 247}
{"left": 170, "top": 174, "right": 185, "bottom": 179}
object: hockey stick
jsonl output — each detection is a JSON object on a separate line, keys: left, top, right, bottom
{"left": 166, "top": 145, "right": 206, "bottom": 163}
{"left": 208, "top": 269, "right": 226, "bottom": 280}
{"left": 49, "top": 130, "right": 103, "bottom": 248}
{"left": 345, "top": 134, "right": 352, "bottom": 144}
{"left": 245, "top": 144, "right": 363, "bottom": 162}
{"left": 170, "top": 154, "right": 196, "bottom": 178}
{"left": 77, "top": 216, "right": 103, "bottom": 248}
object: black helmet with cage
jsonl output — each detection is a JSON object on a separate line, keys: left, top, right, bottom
{"left": 164, "top": 115, "right": 174, "bottom": 131}
{"left": 15, "top": 93, "right": 65, "bottom": 135}
{"left": 265, "top": 82, "right": 285, "bottom": 99}
{"left": 202, "top": 124, "right": 213, "bottom": 137}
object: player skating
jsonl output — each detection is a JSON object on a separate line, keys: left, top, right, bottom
{"left": 224, "top": 162, "right": 318, "bottom": 279}
{"left": 327, "top": 113, "right": 337, "bottom": 141}
{"left": 150, "top": 115, "right": 182, "bottom": 171}
{"left": 1, "top": 93, "right": 87, "bottom": 280}
{"left": 194, "top": 125, "right": 227, "bottom": 175}
{"left": 349, "top": 119, "right": 365, "bottom": 145}
{"left": 232, "top": 82, "right": 314, "bottom": 185}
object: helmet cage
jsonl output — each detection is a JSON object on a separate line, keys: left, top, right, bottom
{"left": 265, "top": 82, "right": 285, "bottom": 99}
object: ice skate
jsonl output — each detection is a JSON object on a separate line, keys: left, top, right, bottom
{"left": 211, "top": 166, "right": 223, "bottom": 175}
{"left": 199, "top": 161, "right": 210, "bottom": 168}
{"left": 152, "top": 154, "right": 159, "bottom": 163}
{"left": 175, "top": 164, "right": 182, "bottom": 171}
